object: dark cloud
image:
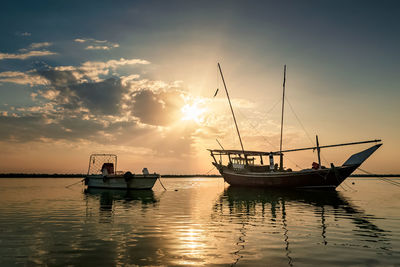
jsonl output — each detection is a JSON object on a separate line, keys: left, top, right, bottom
{"left": 131, "top": 88, "right": 184, "bottom": 126}
{"left": 0, "top": 114, "right": 107, "bottom": 142}
{"left": 69, "top": 78, "right": 123, "bottom": 115}
{"left": 37, "top": 69, "right": 124, "bottom": 115}
{"left": 0, "top": 112, "right": 195, "bottom": 157}
{"left": 0, "top": 63, "right": 199, "bottom": 157}
{"left": 38, "top": 69, "right": 77, "bottom": 87}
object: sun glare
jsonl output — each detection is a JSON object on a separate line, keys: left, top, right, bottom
{"left": 181, "top": 100, "right": 206, "bottom": 123}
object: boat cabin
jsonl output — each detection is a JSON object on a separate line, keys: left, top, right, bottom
{"left": 101, "top": 163, "right": 115, "bottom": 175}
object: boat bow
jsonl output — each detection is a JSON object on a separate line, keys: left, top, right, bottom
{"left": 343, "top": 144, "right": 382, "bottom": 166}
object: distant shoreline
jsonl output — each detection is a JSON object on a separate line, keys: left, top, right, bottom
{"left": 0, "top": 173, "right": 400, "bottom": 178}
{"left": 0, "top": 173, "right": 222, "bottom": 178}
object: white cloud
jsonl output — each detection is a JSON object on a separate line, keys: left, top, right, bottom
{"left": 86, "top": 44, "right": 119, "bottom": 50}
{"left": 0, "top": 71, "right": 47, "bottom": 85}
{"left": 0, "top": 50, "right": 57, "bottom": 60}
{"left": 74, "top": 38, "right": 86, "bottom": 43}
{"left": 0, "top": 41, "right": 56, "bottom": 60}
{"left": 27, "top": 42, "right": 52, "bottom": 50}
{"left": 55, "top": 58, "right": 150, "bottom": 82}
{"left": 0, "top": 57, "right": 150, "bottom": 87}
{"left": 74, "top": 37, "right": 119, "bottom": 51}
{"left": 121, "top": 74, "right": 140, "bottom": 86}
{"left": 81, "top": 58, "right": 149, "bottom": 70}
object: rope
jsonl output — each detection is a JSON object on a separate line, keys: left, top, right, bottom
{"left": 285, "top": 96, "right": 314, "bottom": 146}
{"left": 158, "top": 177, "right": 167, "bottom": 191}
{"left": 358, "top": 168, "right": 400, "bottom": 188}
{"left": 65, "top": 178, "right": 85, "bottom": 188}
{"left": 236, "top": 107, "right": 304, "bottom": 170}
{"left": 205, "top": 166, "right": 216, "bottom": 174}
{"left": 265, "top": 98, "right": 282, "bottom": 117}
{"left": 285, "top": 96, "right": 330, "bottom": 166}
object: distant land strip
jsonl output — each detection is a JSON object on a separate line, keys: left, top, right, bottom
{"left": 350, "top": 174, "right": 400, "bottom": 177}
{"left": 0, "top": 173, "right": 222, "bottom": 178}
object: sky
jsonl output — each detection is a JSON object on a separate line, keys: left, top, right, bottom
{"left": 0, "top": 0, "right": 399, "bottom": 174}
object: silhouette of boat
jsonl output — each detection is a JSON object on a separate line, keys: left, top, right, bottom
{"left": 85, "top": 154, "right": 159, "bottom": 189}
{"left": 208, "top": 64, "right": 382, "bottom": 189}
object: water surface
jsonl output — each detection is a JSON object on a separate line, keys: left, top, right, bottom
{"left": 0, "top": 178, "right": 399, "bottom": 266}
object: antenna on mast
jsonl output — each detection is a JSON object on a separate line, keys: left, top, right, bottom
{"left": 217, "top": 63, "right": 245, "bottom": 155}
{"left": 279, "top": 65, "right": 286, "bottom": 171}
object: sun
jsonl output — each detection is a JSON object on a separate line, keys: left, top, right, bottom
{"left": 181, "top": 100, "right": 206, "bottom": 123}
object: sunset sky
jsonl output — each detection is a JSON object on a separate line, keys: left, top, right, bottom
{"left": 0, "top": 1, "right": 399, "bottom": 174}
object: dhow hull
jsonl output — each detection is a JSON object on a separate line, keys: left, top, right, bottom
{"left": 217, "top": 164, "right": 359, "bottom": 189}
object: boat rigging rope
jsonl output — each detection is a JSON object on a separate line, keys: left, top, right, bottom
{"left": 357, "top": 168, "right": 400, "bottom": 188}
{"left": 285, "top": 96, "right": 330, "bottom": 167}
{"left": 284, "top": 95, "right": 353, "bottom": 192}
{"left": 236, "top": 107, "right": 304, "bottom": 170}
{"left": 205, "top": 166, "right": 216, "bottom": 174}
{"left": 285, "top": 96, "right": 315, "bottom": 146}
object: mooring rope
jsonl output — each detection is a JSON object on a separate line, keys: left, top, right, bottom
{"left": 65, "top": 178, "right": 85, "bottom": 188}
{"left": 357, "top": 168, "right": 400, "bottom": 188}
{"left": 158, "top": 177, "right": 167, "bottom": 191}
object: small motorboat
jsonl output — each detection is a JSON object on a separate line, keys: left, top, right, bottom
{"left": 85, "top": 154, "right": 159, "bottom": 190}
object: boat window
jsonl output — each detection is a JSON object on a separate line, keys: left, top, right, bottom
{"left": 231, "top": 157, "right": 256, "bottom": 165}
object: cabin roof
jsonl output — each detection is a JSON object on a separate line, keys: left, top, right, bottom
{"left": 208, "top": 149, "right": 281, "bottom": 156}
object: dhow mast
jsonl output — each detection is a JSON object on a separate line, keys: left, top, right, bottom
{"left": 279, "top": 65, "right": 286, "bottom": 171}
{"left": 218, "top": 63, "right": 246, "bottom": 157}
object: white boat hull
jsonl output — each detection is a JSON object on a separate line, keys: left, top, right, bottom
{"left": 85, "top": 174, "right": 158, "bottom": 190}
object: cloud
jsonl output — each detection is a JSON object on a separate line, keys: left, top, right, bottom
{"left": 15, "top": 32, "right": 31, "bottom": 37}
{"left": 53, "top": 58, "right": 150, "bottom": 82}
{"left": 130, "top": 88, "right": 185, "bottom": 126}
{"left": 0, "top": 71, "right": 47, "bottom": 85}
{"left": 20, "top": 42, "right": 52, "bottom": 51}
{"left": 74, "top": 38, "right": 120, "bottom": 50}
{"left": 0, "top": 41, "right": 56, "bottom": 61}
{"left": 0, "top": 57, "right": 149, "bottom": 86}
{"left": 0, "top": 57, "right": 202, "bottom": 157}
{"left": 86, "top": 44, "right": 119, "bottom": 50}
{"left": 28, "top": 58, "right": 150, "bottom": 116}
{"left": 0, "top": 113, "right": 121, "bottom": 143}
{"left": 74, "top": 38, "right": 86, "bottom": 43}
{"left": 0, "top": 50, "right": 57, "bottom": 60}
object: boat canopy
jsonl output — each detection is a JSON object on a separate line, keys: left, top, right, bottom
{"left": 209, "top": 139, "right": 382, "bottom": 157}
{"left": 209, "top": 149, "right": 281, "bottom": 156}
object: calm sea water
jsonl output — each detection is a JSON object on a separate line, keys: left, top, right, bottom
{"left": 0, "top": 177, "right": 399, "bottom": 266}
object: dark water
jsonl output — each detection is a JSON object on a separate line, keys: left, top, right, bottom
{"left": 0, "top": 178, "right": 399, "bottom": 266}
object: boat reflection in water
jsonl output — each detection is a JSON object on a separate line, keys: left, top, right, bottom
{"left": 214, "top": 187, "right": 390, "bottom": 266}
{"left": 1, "top": 178, "right": 397, "bottom": 266}
{"left": 84, "top": 188, "right": 158, "bottom": 223}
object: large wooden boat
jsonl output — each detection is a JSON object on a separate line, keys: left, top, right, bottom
{"left": 85, "top": 154, "right": 159, "bottom": 190}
{"left": 208, "top": 63, "right": 382, "bottom": 189}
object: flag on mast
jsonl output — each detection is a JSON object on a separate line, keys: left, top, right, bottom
{"left": 213, "top": 88, "right": 219, "bottom": 97}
